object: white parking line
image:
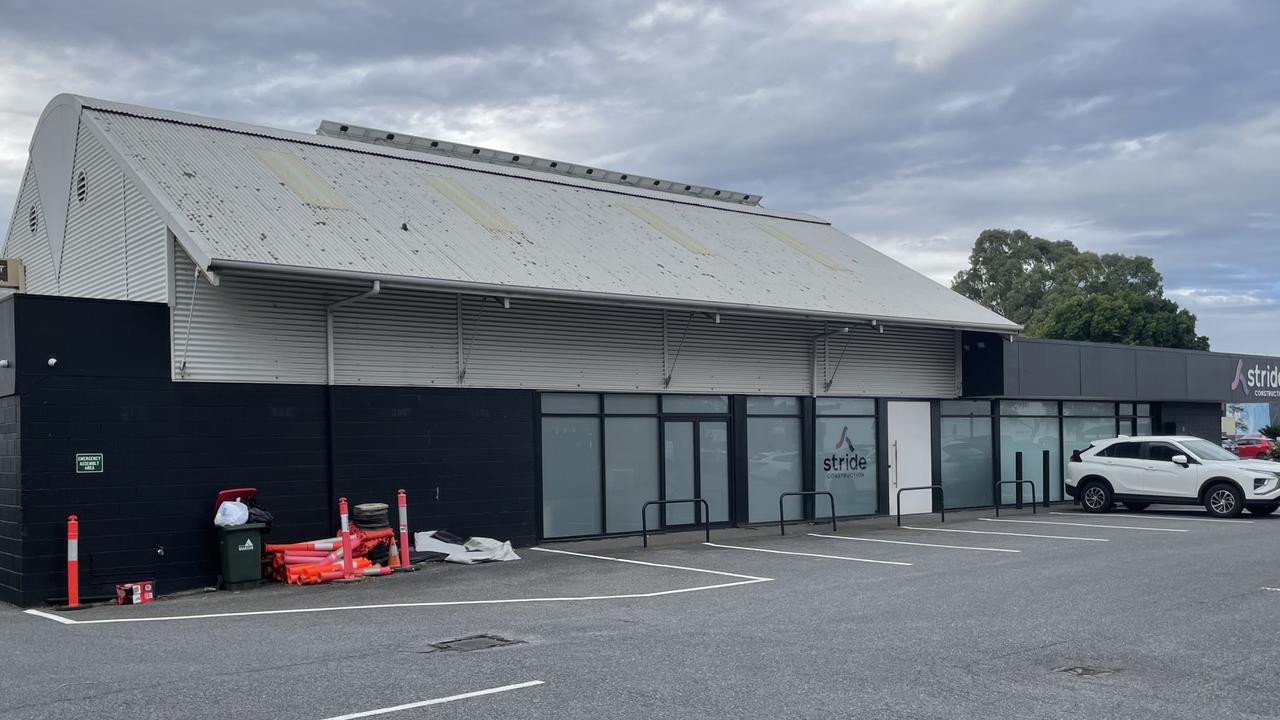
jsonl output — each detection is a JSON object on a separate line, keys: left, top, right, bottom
{"left": 979, "top": 518, "right": 1188, "bottom": 533}
{"left": 703, "top": 542, "right": 911, "bottom": 566}
{"left": 900, "top": 526, "right": 1109, "bottom": 542}
{"left": 320, "top": 680, "right": 544, "bottom": 720}
{"left": 808, "top": 533, "right": 1020, "bottom": 553}
{"left": 1050, "top": 511, "right": 1253, "bottom": 524}
{"left": 530, "top": 547, "right": 770, "bottom": 580}
{"left": 1263, "top": 587, "right": 1280, "bottom": 593}
{"left": 22, "top": 548, "right": 772, "bottom": 626}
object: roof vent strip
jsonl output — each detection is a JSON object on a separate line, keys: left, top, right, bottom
{"left": 316, "top": 120, "right": 762, "bottom": 206}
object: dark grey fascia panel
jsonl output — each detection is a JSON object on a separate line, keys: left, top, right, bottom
{"left": 1135, "top": 349, "right": 1189, "bottom": 401}
{"left": 1016, "top": 340, "right": 1081, "bottom": 397}
{"left": 1079, "top": 344, "right": 1136, "bottom": 399}
{"left": 974, "top": 336, "right": 1280, "bottom": 403}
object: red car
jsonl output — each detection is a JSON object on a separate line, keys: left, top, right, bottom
{"left": 1236, "top": 436, "right": 1274, "bottom": 459}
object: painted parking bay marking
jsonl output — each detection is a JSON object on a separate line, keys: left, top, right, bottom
{"left": 703, "top": 542, "right": 911, "bottom": 566}
{"left": 979, "top": 518, "right": 1188, "bottom": 533}
{"left": 899, "top": 526, "right": 1109, "bottom": 542}
{"left": 23, "top": 548, "right": 771, "bottom": 626}
{"left": 319, "top": 680, "right": 544, "bottom": 720}
{"left": 1050, "top": 511, "right": 1252, "bottom": 525}
{"left": 808, "top": 533, "right": 1020, "bottom": 553}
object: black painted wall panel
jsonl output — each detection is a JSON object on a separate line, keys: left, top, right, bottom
{"left": 0, "top": 395, "right": 19, "bottom": 604}
{"left": 332, "top": 386, "right": 537, "bottom": 548}
{"left": 2, "top": 294, "right": 538, "bottom": 606}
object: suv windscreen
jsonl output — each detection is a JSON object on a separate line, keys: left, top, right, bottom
{"left": 1181, "top": 438, "right": 1241, "bottom": 462}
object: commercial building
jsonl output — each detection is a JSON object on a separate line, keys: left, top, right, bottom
{"left": 0, "top": 95, "right": 1271, "bottom": 606}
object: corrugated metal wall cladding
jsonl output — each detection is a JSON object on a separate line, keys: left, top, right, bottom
{"left": 2, "top": 162, "right": 58, "bottom": 294}
{"left": 821, "top": 325, "right": 957, "bottom": 397}
{"left": 52, "top": 121, "right": 169, "bottom": 302}
{"left": 171, "top": 262, "right": 957, "bottom": 395}
{"left": 125, "top": 182, "right": 168, "bottom": 302}
{"left": 173, "top": 249, "right": 342, "bottom": 383}
{"left": 61, "top": 121, "right": 126, "bottom": 298}
{"left": 332, "top": 289, "right": 456, "bottom": 386}
{"left": 87, "top": 110, "right": 1015, "bottom": 331}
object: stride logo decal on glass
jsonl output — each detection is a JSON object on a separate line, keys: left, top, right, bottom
{"left": 815, "top": 419, "right": 878, "bottom": 516}
{"left": 1233, "top": 359, "right": 1280, "bottom": 398}
{"left": 825, "top": 426, "right": 870, "bottom": 474}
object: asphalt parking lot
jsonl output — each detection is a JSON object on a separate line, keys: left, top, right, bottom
{"left": 4, "top": 505, "right": 1280, "bottom": 720}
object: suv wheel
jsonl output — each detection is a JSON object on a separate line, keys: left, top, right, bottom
{"left": 1204, "top": 483, "right": 1244, "bottom": 518}
{"left": 1122, "top": 502, "right": 1150, "bottom": 512}
{"left": 1079, "top": 481, "right": 1112, "bottom": 513}
{"left": 1246, "top": 502, "right": 1279, "bottom": 517}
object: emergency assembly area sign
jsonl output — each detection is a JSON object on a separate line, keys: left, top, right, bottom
{"left": 75, "top": 453, "right": 104, "bottom": 473}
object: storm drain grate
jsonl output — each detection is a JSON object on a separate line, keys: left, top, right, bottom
{"left": 1055, "top": 666, "right": 1116, "bottom": 677}
{"left": 430, "top": 634, "right": 520, "bottom": 652}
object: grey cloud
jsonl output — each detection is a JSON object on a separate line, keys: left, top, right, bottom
{"left": 1, "top": 0, "right": 1278, "bottom": 351}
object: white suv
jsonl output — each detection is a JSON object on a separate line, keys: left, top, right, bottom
{"left": 1066, "top": 436, "right": 1280, "bottom": 518}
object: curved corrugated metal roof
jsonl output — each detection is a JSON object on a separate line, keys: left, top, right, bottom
{"left": 50, "top": 94, "right": 1019, "bottom": 332}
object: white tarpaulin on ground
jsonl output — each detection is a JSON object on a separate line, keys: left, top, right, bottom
{"left": 414, "top": 531, "right": 520, "bottom": 564}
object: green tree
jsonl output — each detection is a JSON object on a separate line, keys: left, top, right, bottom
{"left": 951, "top": 229, "right": 1208, "bottom": 350}
{"left": 1034, "top": 293, "right": 1209, "bottom": 350}
{"left": 1260, "top": 424, "right": 1280, "bottom": 440}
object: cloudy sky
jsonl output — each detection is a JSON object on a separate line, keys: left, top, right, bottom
{"left": 1, "top": 0, "right": 1277, "bottom": 352}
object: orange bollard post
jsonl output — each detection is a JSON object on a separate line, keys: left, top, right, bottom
{"left": 338, "top": 497, "right": 355, "bottom": 580}
{"left": 395, "top": 489, "right": 417, "bottom": 572}
{"left": 58, "top": 515, "right": 86, "bottom": 611}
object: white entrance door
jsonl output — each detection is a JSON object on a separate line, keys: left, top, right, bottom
{"left": 887, "top": 401, "right": 934, "bottom": 516}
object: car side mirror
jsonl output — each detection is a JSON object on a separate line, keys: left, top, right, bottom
{"left": 1171, "top": 454, "right": 1189, "bottom": 466}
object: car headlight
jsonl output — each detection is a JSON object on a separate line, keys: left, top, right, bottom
{"left": 1257, "top": 477, "right": 1279, "bottom": 491}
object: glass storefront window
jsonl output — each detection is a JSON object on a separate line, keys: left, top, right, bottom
{"left": 541, "top": 417, "right": 601, "bottom": 537}
{"left": 604, "top": 394, "right": 658, "bottom": 414}
{"left": 1137, "top": 417, "right": 1154, "bottom": 435}
{"left": 817, "top": 398, "right": 875, "bottom": 416}
{"left": 604, "top": 417, "right": 659, "bottom": 533}
{"left": 747, "top": 397, "right": 800, "bottom": 415}
{"left": 542, "top": 393, "right": 599, "bottom": 414}
{"left": 999, "top": 416, "right": 1062, "bottom": 502}
{"left": 1118, "top": 403, "right": 1135, "bottom": 416}
{"left": 663, "top": 395, "right": 729, "bottom": 414}
{"left": 748, "top": 417, "right": 803, "bottom": 521}
{"left": 940, "top": 415, "right": 993, "bottom": 509}
{"left": 700, "top": 422, "right": 730, "bottom": 523}
{"left": 1137, "top": 404, "right": 1151, "bottom": 416}
{"left": 1063, "top": 416, "right": 1119, "bottom": 478}
{"left": 1000, "top": 401, "right": 1058, "bottom": 416}
{"left": 1063, "top": 402, "right": 1115, "bottom": 416}
{"left": 814, "top": 418, "right": 878, "bottom": 516}
{"left": 941, "top": 400, "right": 991, "bottom": 416}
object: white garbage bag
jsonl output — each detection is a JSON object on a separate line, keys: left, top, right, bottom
{"left": 214, "top": 500, "right": 249, "bottom": 527}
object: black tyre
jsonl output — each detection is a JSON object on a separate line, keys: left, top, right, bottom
{"left": 1246, "top": 502, "right": 1280, "bottom": 517}
{"left": 1204, "top": 482, "right": 1245, "bottom": 518}
{"left": 1079, "top": 481, "right": 1112, "bottom": 513}
{"left": 1122, "top": 502, "right": 1150, "bottom": 512}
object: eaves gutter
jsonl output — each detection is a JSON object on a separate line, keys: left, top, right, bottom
{"left": 208, "top": 258, "right": 1024, "bottom": 336}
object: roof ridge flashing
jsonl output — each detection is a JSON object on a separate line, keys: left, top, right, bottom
{"left": 316, "top": 120, "right": 762, "bottom": 207}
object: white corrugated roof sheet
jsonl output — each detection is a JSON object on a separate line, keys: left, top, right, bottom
{"left": 69, "top": 94, "right": 1017, "bottom": 332}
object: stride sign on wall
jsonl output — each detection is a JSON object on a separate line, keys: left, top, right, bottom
{"left": 1231, "top": 359, "right": 1280, "bottom": 398}
{"left": 75, "top": 453, "right": 104, "bottom": 473}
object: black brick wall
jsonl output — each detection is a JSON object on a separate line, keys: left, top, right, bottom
{"left": 18, "top": 377, "right": 331, "bottom": 606}
{"left": 3, "top": 294, "right": 539, "bottom": 607}
{"left": 333, "top": 387, "right": 537, "bottom": 547}
{"left": 11, "top": 379, "right": 537, "bottom": 607}
{"left": 0, "top": 396, "right": 20, "bottom": 603}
